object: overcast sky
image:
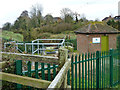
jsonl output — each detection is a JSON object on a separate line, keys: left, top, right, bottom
{"left": 0, "top": 0, "right": 119, "bottom": 28}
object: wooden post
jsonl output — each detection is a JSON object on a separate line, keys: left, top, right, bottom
{"left": 58, "top": 48, "right": 68, "bottom": 88}
{"left": 47, "top": 58, "right": 71, "bottom": 89}
{"left": 63, "top": 73, "right": 68, "bottom": 88}
{"left": 48, "top": 48, "right": 69, "bottom": 89}
{"left": 58, "top": 48, "right": 68, "bottom": 71}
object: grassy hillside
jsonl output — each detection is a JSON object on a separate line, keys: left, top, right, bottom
{"left": 1, "top": 30, "right": 23, "bottom": 42}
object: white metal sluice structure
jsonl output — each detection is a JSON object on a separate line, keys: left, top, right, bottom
{"left": 4, "top": 39, "right": 65, "bottom": 55}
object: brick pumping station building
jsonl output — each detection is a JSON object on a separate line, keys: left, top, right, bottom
{"left": 75, "top": 23, "right": 120, "bottom": 53}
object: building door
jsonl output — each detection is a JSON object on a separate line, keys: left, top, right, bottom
{"left": 101, "top": 36, "right": 109, "bottom": 51}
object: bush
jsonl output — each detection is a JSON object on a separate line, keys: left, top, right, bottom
{"left": 38, "top": 23, "right": 73, "bottom": 34}
{"left": 52, "top": 23, "right": 73, "bottom": 34}
{"left": 65, "top": 39, "right": 77, "bottom": 50}
{"left": 45, "top": 47, "right": 55, "bottom": 52}
{"left": 65, "top": 46, "right": 74, "bottom": 52}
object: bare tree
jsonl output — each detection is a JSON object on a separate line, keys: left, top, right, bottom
{"left": 60, "top": 8, "right": 73, "bottom": 23}
{"left": 30, "top": 4, "right": 43, "bottom": 17}
{"left": 73, "top": 12, "right": 80, "bottom": 22}
{"left": 30, "top": 4, "right": 43, "bottom": 27}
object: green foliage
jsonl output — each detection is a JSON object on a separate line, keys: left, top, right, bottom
{"left": 44, "top": 14, "right": 54, "bottom": 24}
{"left": 65, "top": 46, "right": 74, "bottom": 52}
{"left": 31, "top": 23, "right": 74, "bottom": 34}
{"left": 107, "top": 20, "right": 120, "bottom": 30}
{"left": 45, "top": 49, "right": 55, "bottom": 53}
{"left": 30, "top": 28, "right": 51, "bottom": 40}
{"left": 2, "top": 22, "right": 11, "bottom": 30}
{"left": 1, "top": 30, "right": 23, "bottom": 42}
{"left": 2, "top": 6, "right": 90, "bottom": 42}
{"left": 52, "top": 23, "right": 73, "bottom": 34}
{"left": 64, "top": 14, "right": 73, "bottom": 23}
{"left": 65, "top": 39, "right": 77, "bottom": 50}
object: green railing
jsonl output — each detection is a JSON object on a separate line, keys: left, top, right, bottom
{"left": 68, "top": 49, "right": 120, "bottom": 89}
{"left": 16, "top": 61, "right": 58, "bottom": 88}
{"left": 22, "top": 63, "right": 58, "bottom": 80}
{"left": 15, "top": 49, "right": 120, "bottom": 89}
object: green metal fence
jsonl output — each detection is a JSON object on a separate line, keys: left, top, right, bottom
{"left": 15, "top": 49, "right": 120, "bottom": 89}
{"left": 16, "top": 61, "right": 58, "bottom": 89}
{"left": 68, "top": 49, "right": 120, "bottom": 89}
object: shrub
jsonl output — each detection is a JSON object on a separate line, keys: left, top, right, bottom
{"left": 65, "top": 46, "right": 74, "bottom": 52}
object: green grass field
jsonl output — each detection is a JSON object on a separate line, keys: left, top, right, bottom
{"left": 1, "top": 30, "right": 23, "bottom": 42}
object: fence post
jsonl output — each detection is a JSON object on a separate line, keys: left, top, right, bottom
{"left": 58, "top": 48, "right": 68, "bottom": 88}
{"left": 16, "top": 60, "right": 22, "bottom": 89}
{"left": 110, "top": 49, "right": 113, "bottom": 87}
{"left": 117, "top": 36, "right": 120, "bottom": 84}
{"left": 96, "top": 51, "right": 99, "bottom": 89}
{"left": 67, "top": 55, "right": 70, "bottom": 85}
{"left": 58, "top": 48, "right": 68, "bottom": 71}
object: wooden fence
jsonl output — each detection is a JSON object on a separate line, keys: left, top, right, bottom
{"left": 0, "top": 48, "right": 71, "bottom": 89}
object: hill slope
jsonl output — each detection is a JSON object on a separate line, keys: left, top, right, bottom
{"left": 0, "top": 30, "right": 23, "bottom": 42}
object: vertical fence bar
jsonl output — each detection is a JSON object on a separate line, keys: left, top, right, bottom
{"left": 75, "top": 54, "right": 77, "bottom": 89}
{"left": 47, "top": 64, "right": 51, "bottom": 81}
{"left": 85, "top": 53, "right": 87, "bottom": 88}
{"left": 116, "top": 50, "right": 120, "bottom": 85}
{"left": 67, "top": 69, "right": 70, "bottom": 85}
{"left": 79, "top": 54, "right": 81, "bottom": 89}
{"left": 107, "top": 51, "right": 109, "bottom": 87}
{"left": 96, "top": 51, "right": 99, "bottom": 89}
{"left": 27, "top": 61, "right": 31, "bottom": 89}
{"left": 71, "top": 55, "right": 74, "bottom": 89}
{"left": 16, "top": 60, "right": 22, "bottom": 89}
{"left": 118, "top": 42, "right": 120, "bottom": 85}
{"left": 104, "top": 51, "right": 105, "bottom": 88}
{"left": 88, "top": 53, "right": 90, "bottom": 88}
{"left": 115, "top": 49, "right": 118, "bottom": 85}
{"left": 53, "top": 64, "right": 56, "bottom": 79}
{"left": 82, "top": 54, "right": 84, "bottom": 88}
{"left": 110, "top": 49, "right": 113, "bottom": 87}
{"left": 41, "top": 63, "right": 45, "bottom": 80}
{"left": 35, "top": 62, "right": 39, "bottom": 79}
{"left": 91, "top": 53, "right": 93, "bottom": 88}
{"left": 116, "top": 50, "right": 118, "bottom": 85}
{"left": 67, "top": 55, "right": 70, "bottom": 85}
{"left": 99, "top": 51, "right": 101, "bottom": 88}
{"left": 93, "top": 53, "right": 95, "bottom": 88}
{"left": 118, "top": 37, "right": 120, "bottom": 86}
{"left": 27, "top": 61, "right": 31, "bottom": 77}
{"left": 102, "top": 52, "right": 104, "bottom": 88}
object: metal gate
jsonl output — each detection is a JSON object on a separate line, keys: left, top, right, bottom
{"left": 67, "top": 49, "right": 120, "bottom": 89}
